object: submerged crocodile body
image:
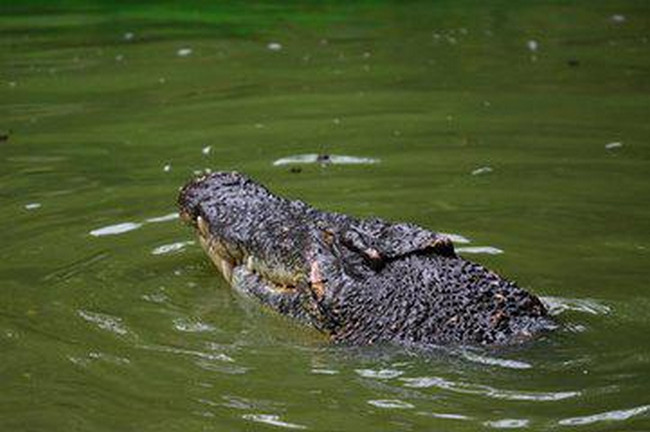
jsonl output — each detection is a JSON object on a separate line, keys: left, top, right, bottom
{"left": 178, "top": 172, "right": 554, "bottom": 346}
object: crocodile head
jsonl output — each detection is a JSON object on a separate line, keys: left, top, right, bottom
{"left": 178, "top": 171, "right": 554, "bottom": 346}
{"left": 178, "top": 171, "right": 337, "bottom": 327}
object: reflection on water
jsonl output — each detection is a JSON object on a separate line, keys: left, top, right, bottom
{"left": 2, "top": 0, "right": 649, "bottom": 431}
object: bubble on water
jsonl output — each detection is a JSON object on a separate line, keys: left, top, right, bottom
{"left": 527, "top": 40, "right": 539, "bottom": 52}
{"left": 177, "top": 48, "right": 192, "bottom": 57}
{"left": 163, "top": 163, "right": 172, "bottom": 172}
{"left": 267, "top": 42, "right": 283, "bottom": 51}
{"left": 367, "top": 399, "right": 415, "bottom": 409}
{"left": 24, "top": 202, "right": 41, "bottom": 210}
{"left": 202, "top": 145, "right": 211, "bottom": 155}
{"left": 610, "top": 14, "right": 626, "bottom": 23}
{"left": 605, "top": 141, "right": 623, "bottom": 149}
{"left": 123, "top": 32, "right": 134, "bottom": 41}
{"left": 90, "top": 222, "right": 142, "bottom": 237}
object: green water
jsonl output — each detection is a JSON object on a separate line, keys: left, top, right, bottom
{"left": 2, "top": 1, "right": 649, "bottom": 430}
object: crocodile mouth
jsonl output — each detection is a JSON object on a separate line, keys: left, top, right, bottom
{"left": 188, "top": 214, "right": 305, "bottom": 296}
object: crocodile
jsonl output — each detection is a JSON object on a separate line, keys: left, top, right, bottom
{"left": 178, "top": 171, "right": 554, "bottom": 346}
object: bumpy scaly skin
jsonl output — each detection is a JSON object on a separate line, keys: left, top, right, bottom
{"left": 178, "top": 171, "right": 554, "bottom": 346}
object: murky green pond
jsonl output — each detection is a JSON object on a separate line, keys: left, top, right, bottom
{"left": 2, "top": 1, "right": 649, "bottom": 430}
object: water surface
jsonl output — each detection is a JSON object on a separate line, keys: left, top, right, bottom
{"left": 1, "top": 1, "right": 649, "bottom": 430}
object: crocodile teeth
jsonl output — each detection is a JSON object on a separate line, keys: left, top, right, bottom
{"left": 221, "top": 258, "right": 233, "bottom": 283}
{"left": 197, "top": 216, "right": 210, "bottom": 237}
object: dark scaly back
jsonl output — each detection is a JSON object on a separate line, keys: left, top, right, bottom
{"left": 329, "top": 254, "right": 552, "bottom": 346}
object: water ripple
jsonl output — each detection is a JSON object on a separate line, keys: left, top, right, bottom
{"left": 541, "top": 297, "right": 611, "bottom": 316}
{"left": 401, "top": 376, "right": 580, "bottom": 401}
{"left": 172, "top": 317, "right": 216, "bottom": 333}
{"left": 272, "top": 153, "right": 379, "bottom": 166}
{"left": 77, "top": 309, "right": 130, "bottom": 336}
{"left": 242, "top": 414, "right": 307, "bottom": 430}
{"left": 367, "top": 399, "right": 414, "bottom": 409}
{"left": 138, "top": 344, "right": 233, "bottom": 362}
{"left": 456, "top": 246, "right": 504, "bottom": 255}
{"left": 146, "top": 213, "right": 179, "bottom": 223}
{"left": 460, "top": 351, "right": 532, "bottom": 370}
{"left": 484, "top": 418, "right": 530, "bottom": 429}
{"left": 152, "top": 241, "right": 194, "bottom": 255}
{"left": 558, "top": 404, "right": 650, "bottom": 426}
{"left": 355, "top": 368, "right": 404, "bottom": 379}
{"left": 90, "top": 222, "right": 142, "bottom": 237}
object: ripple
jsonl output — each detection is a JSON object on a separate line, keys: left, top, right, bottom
{"left": 484, "top": 418, "right": 530, "bottom": 429}
{"left": 138, "top": 344, "right": 234, "bottom": 362}
{"left": 172, "top": 317, "right": 216, "bottom": 333}
{"left": 541, "top": 297, "right": 611, "bottom": 316}
{"left": 272, "top": 153, "right": 379, "bottom": 166}
{"left": 401, "top": 376, "right": 580, "bottom": 401}
{"left": 89, "top": 212, "right": 178, "bottom": 238}
{"left": 423, "top": 412, "right": 472, "bottom": 421}
{"left": 440, "top": 233, "right": 471, "bottom": 244}
{"left": 68, "top": 351, "right": 131, "bottom": 367}
{"left": 460, "top": 351, "right": 532, "bottom": 370}
{"left": 90, "top": 222, "right": 142, "bottom": 237}
{"left": 471, "top": 166, "right": 493, "bottom": 176}
{"left": 152, "top": 241, "right": 194, "bottom": 255}
{"left": 77, "top": 310, "right": 129, "bottom": 336}
{"left": 367, "top": 399, "right": 415, "bottom": 409}
{"left": 145, "top": 213, "right": 179, "bottom": 223}
{"left": 456, "top": 246, "right": 504, "bottom": 255}
{"left": 242, "top": 414, "right": 307, "bottom": 430}
{"left": 558, "top": 404, "right": 650, "bottom": 426}
{"left": 355, "top": 368, "right": 404, "bottom": 379}
{"left": 311, "top": 368, "right": 339, "bottom": 375}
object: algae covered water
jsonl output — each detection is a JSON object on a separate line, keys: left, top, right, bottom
{"left": 1, "top": 1, "right": 649, "bottom": 430}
